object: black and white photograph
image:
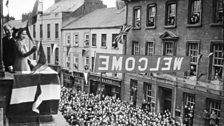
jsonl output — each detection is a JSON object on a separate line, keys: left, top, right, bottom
{"left": 0, "top": 0, "right": 223, "bottom": 126}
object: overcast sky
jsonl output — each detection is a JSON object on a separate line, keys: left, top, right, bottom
{"left": 3, "top": 0, "right": 116, "bottom": 20}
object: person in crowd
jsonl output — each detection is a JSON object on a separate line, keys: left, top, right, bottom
{"left": 209, "top": 110, "right": 217, "bottom": 126}
{"left": 2, "top": 25, "right": 15, "bottom": 72}
{"left": 59, "top": 86, "right": 184, "bottom": 126}
{"left": 13, "top": 28, "right": 37, "bottom": 72}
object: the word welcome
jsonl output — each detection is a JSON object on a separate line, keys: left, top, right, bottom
{"left": 95, "top": 53, "right": 190, "bottom": 73}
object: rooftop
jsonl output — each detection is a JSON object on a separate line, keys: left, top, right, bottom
{"left": 44, "top": 0, "right": 84, "bottom": 13}
{"left": 62, "top": 7, "right": 126, "bottom": 30}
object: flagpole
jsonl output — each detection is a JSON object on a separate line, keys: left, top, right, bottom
{"left": 0, "top": 0, "right": 5, "bottom": 77}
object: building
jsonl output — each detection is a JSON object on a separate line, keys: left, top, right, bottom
{"left": 29, "top": 0, "right": 106, "bottom": 85}
{"left": 62, "top": 7, "right": 126, "bottom": 97}
{"left": 123, "top": 0, "right": 223, "bottom": 126}
{"left": 29, "top": 0, "right": 106, "bottom": 67}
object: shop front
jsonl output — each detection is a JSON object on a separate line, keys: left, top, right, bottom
{"left": 61, "top": 69, "right": 73, "bottom": 88}
{"left": 89, "top": 73, "right": 122, "bottom": 99}
{"left": 72, "top": 71, "right": 86, "bottom": 92}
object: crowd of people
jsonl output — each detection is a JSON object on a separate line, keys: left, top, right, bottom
{"left": 59, "top": 86, "right": 183, "bottom": 126}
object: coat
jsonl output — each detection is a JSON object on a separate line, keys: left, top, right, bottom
{"left": 13, "top": 39, "right": 36, "bottom": 72}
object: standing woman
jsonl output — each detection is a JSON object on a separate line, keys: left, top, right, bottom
{"left": 13, "top": 28, "right": 37, "bottom": 72}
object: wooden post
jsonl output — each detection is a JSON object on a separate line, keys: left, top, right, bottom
{"left": 0, "top": 0, "right": 5, "bottom": 77}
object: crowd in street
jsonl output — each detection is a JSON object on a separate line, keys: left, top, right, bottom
{"left": 59, "top": 86, "right": 183, "bottom": 126}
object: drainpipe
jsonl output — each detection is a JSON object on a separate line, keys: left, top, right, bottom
{"left": 121, "top": 0, "right": 128, "bottom": 101}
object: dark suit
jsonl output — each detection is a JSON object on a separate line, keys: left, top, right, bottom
{"left": 3, "top": 36, "right": 15, "bottom": 71}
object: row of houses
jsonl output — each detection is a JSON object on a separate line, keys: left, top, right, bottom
{"left": 7, "top": 0, "right": 223, "bottom": 125}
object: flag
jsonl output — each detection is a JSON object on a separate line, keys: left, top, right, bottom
{"left": 6, "top": 0, "right": 9, "bottom": 7}
{"left": 8, "top": 67, "right": 61, "bottom": 122}
{"left": 52, "top": 44, "right": 58, "bottom": 55}
{"left": 196, "top": 54, "right": 203, "bottom": 81}
{"left": 32, "top": 41, "right": 47, "bottom": 72}
{"left": 83, "top": 72, "right": 88, "bottom": 84}
{"left": 24, "top": 0, "right": 39, "bottom": 43}
{"left": 208, "top": 52, "right": 213, "bottom": 57}
{"left": 116, "top": 0, "right": 126, "bottom": 9}
{"left": 32, "top": 82, "right": 42, "bottom": 113}
{"left": 66, "top": 46, "right": 71, "bottom": 56}
{"left": 114, "top": 24, "right": 132, "bottom": 44}
{"left": 27, "top": 0, "right": 39, "bottom": 26}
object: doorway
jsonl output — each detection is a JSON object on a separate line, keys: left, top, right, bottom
{"left": 158, "top": 87, "right": 173, "bottom": 113}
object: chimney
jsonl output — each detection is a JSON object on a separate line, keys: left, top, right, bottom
{"left": 55, "top": 0, "right": 60, "bottom": 3}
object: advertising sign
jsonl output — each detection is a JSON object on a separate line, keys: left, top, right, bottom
{"left": 95, "top": 53, "right": 190, "bottom": 73}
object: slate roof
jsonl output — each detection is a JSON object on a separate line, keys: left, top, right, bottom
{"left": 44, "top": 0, "right": 84, "bottom": 13}
{"left": 62, "top": 7, "right": 126, "bottom": 30}
{"left": 5, "top": 20, "right": 27, "bottom": 28}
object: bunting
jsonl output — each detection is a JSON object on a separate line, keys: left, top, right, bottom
{"left": 66, "top": 46, "right": 71, "bottom": 56}
{"left": 114, "top": 24, "right": 132, "bottom": 44}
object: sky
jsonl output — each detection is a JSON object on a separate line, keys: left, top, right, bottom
{"left": 3, "top": 0, "right": 116, "bottom": 20}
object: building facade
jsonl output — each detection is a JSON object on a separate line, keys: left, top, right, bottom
{"left": 123, "top": 0, "right": 223, "bottom": 126}
{"left": 62, "top": 7, "right": 126, "bottom": 97}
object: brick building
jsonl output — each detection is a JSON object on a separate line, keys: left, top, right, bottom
{"left": 123, "top": 0, "right": 224, "bottom": 126}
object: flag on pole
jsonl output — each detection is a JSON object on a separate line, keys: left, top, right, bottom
{"left": 27, "top": 0, "right": 39, "bottom": 26}
{"left": 32, "top": 41, "right": 47, "bottom": 72}
{"left": 52, "top": 44, "right": 58, "bottom": 55}
{"left": 196, "top": 54, "right": 203, "bottom": 81}
{"left": 25, "top": 0, "right": 39, "bottom": 43}
{"left": 114, "top": 24, "right": 132, "bottom": 44}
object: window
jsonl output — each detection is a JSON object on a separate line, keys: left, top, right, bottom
{"left": 130, "top": 79, "right": 138, "bottom": 106}
{"left": 33, "top": 25, "right": 36, "bottom": 38}
{"left": 183, "top": 93, "right": 195, "bottom": 126}
{"left": 133, "top": 7, "right": 141, "bottom": 28}
{"left": 143, "top": 82, "right": 154, "bottom": 112}
{"left": 40, "top": 24, "right": 43, "bottom": 38}
{"left": 112, "top": 34, "right": 119, "bottom": 48}
{"left": 213, "top": 0, "right": 223, "bottom": 23}
{"left": 147, "top": 4, "right": 156, "bottom": 28}
{"left": 85, "top": 57, "right": 90, "bottom": 65}
{"left": 101, "top": 34, "right": 107, "bottom": 47}
{"left": 188, "top": 0, "right": 202, "bottom": 25}
{"left": 73, "top": 56, "right": 79, "bottom": 69}
{"left": 47, "top": 47, "right": 51, "bottom": 64}
{"left": 187, "top": 42, "right": 200, "bottom": 76}
{"left": 55, "top": 48, "right": 59, "bottom": 65}
{"left": 67, "top": 54, "right": 71, "bottom": 68}
{"left": 92, "top": 34, "right": 97, "bottom": 47}
{"left": 145, "top": 42, "right": 154, "bottom": 56}
{"left": 132, "top": 41, "right": 140, "bottom": 55}
{"left": 163, "top": 41, "right": 175, "bottom": 56}
{"left": 66, "top": 33, "right": 71, "bottom": 46}
{"left": 211, "top": 43, "right": 223, "bottom": 80}
{"left": 73, "top": 33, "right": 79, "bottom": 47}
{"left": 84, "top": 33, "right": 90, "bottom": 46}
{"left": 55, "top": 23, "right": 59, "bottom": 39}
{"left": 165, "top": 1, "right": 176, "bottom": 26}
{"left": 47, "top": 24, "right": 50, "bottom": 38}
{"left": 206, "top": 99, "right": 221, "bottom": 126}
{"left": 91, "top": 57, "right": 95, "bottom": 72}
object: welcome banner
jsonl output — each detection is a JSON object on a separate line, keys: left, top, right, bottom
{"left": 95, "top": 53, "right": 191, "bottom": 73}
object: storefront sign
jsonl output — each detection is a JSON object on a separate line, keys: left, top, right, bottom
{"left": 95, "top": 53, "right": 190, "bottom": 73}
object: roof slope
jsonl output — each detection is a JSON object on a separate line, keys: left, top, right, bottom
{"left": 44, "top": 0, "right": 84, "bottom": 13}
{"left": 6, "top": 20, "right": 27, "bottom": 28}
{"left": 63, "top": 7, "right": 126, "bottom": 29}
